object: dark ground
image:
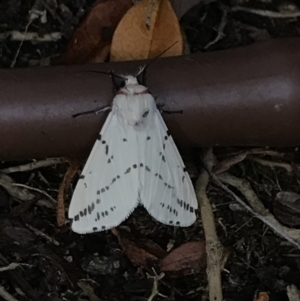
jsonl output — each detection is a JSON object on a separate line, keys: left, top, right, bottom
{"left": 1, "top": 0, "right": 300, "bottom": 300}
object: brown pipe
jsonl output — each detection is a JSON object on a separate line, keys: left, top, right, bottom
{"left": 1, "top": 38, "right": 300, "bottom": 161}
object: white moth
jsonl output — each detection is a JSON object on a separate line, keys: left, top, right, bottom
{"left": 68, "top": 67, "right": 198, "bottom": 234}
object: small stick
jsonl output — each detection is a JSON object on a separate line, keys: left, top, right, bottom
{"left": 196, "top": 148, "right": 224, "bottom": 301}
{"left": 214, "top": 172, "right": 300, "bottom": 249}
{"left": 0, "top": 263, "right": 32, "bottom": 272}
{"left": 12, "top": 183, "right": 56, "bottom": 204}
{"left": 0, "top": 285, "right": 19, "bottom": 301}
{"left": 232, "top": 6, "right": 300, "bottom": 18}
{"left": 26, "top": 224, "right": 60, "bottom": 246}
{"left": 0, "top": 158, "right": 65, "bottom": 174}
{"left": 146, "top": 269, "right": 166, "bottom": 301}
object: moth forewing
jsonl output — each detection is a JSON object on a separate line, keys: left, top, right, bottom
{"left": 68, "top": 72, "right": 198, "bottom": 233}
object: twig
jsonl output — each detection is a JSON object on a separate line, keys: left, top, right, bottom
{"left": 0, "top": 31, "right": 61, "bottom": 42}
{"left": 213, "top": 172, "right": 300, "bottom": 249}
{"left": 0, "top": 286, "right": 19, "bottom": 301}
{"left": 0, "top": 174, "right": 34, "bottom": 201}
{"left": 232, "top": 6, "right": 300, "bottom": 18}
{"left": 1, "top": 158, "right": 65, "bottom": 174}
{"left": 204, "top": 8, "right": 227, "bottom": 49}
{"left": 12, "top": 183, "right": 56, "bottom": 204}
{"left": 195, "top": 148, "right": 224, "bottom": 301}
{"left": 0, "top": 263, "right": 31, "bottom": 272}
{"left": 26, "top": 224, "right": 60, "bottom": 246}
{"left": 10, "top": 20, "right": 33, "bottom": 68}
{"left": 251, "top": 158, "right": 292, "bottom": 173}
{"left": 146, "top": 269, "right": 166, "bottom": 301}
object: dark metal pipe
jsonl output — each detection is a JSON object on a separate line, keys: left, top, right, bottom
{"left": 1, "top": 38, "right": 300, "bottom": 160}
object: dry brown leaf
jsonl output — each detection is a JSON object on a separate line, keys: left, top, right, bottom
{"left": 111, "top": 228, "right": 160, "bottom": 268}
{"left": 110, "top": 0, "right": 183, "bottom": 61}
{"left": 159, "top": 241, "right": 206, "bottom": 276}
{"left": 214, "top": 151, "right": 249, "bottom": 174}
{"left": 57, "top": 159, "right": 82, "bottom": 227}
{"left": 253, "top": 291, "right": 269, "bottom": 301}
{"left": 55, "top": 0, "right": 132, "bottom": 64}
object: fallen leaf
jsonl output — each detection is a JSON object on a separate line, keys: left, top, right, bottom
{"left": 112, "top": 228, "right": 160, "bottom": 268}
{"left": 159, "top": 241, "right": 206, "bottom": 276}
{"left": 0, "top": 173, "right": 34, "bottom": 201}
{"left": 77, "top": 281, "right": 101, "bottom": 301}
{"left": 55, "top": 0, "right": 132, "bottom": 64}
{"left": 214, "top": 151, "right": 249, "bottom": 174}
{"left": 57, "top": 159, "right": 82, "bottom": 226}
{"left": 110, "top": 0, "right": 183, "bottom": 61}
{"left": 253, "top": 291, "right": 269, "bottom": 301}
{"left": 287, "top": 284, "right": 300, "bottom": 301}
{"left": 273, "top": 191, "right": 300, "bottom": 227}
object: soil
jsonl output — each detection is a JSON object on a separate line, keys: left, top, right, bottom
{"left": 0, "top": 1, "right": 300, "bottom": 301}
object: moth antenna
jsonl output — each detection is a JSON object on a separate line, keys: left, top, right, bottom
{"left": 136, "top": 41, "right": 179, "bottom": 86}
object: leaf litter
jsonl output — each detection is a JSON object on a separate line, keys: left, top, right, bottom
{"left": 0, "top": 0, "right": 300, "bottom": 300}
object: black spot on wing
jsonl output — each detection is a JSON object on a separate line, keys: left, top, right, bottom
{"left": 88, "top": 202, "right": 95, "bottom": 214}
{"left": 124, "top": 167, "right": 131, "bottom": 174}
{"left": 93, "top": 227, "right": 98, "bottom": 231}
{"left": 145, "top": 166, "right": 151, "bottom": 172}
{"left": 142, "top": 110, "right": 149, "bottom": 118}
{"left": 147, "top": 136, "right": 151, "bottom": 140}
{"left": 183, "top": 167, "right": 187, "bottom": 172}
{"left": 133, "top": 164, "right": 137, "bottom": 168}
{"left": 161, "top": 155, "right": 166, "bottom": 162}
{"left": 123, "top": 138, "right": 127, "bottom": 142}
{"left": 105, "top": 145, "right": 109, "bottom": 155}
{"left": 79, "top": 175, "right": 85, "bottom": 179}
{"left": 102, "top": 140, "right": 106, "bottom": 144}
{"left": 97, "top": 134, "right": 101, "bottom": 141}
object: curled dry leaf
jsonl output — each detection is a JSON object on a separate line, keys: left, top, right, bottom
{"left": 213, "top": 151, "right": 249, "bottom": 175}
{"left": 57, "top": 159, "right": 83, "bottom": 227}
{"left": 55, "top": 0, "right": 132, "bottom": 64}
{"left": 110, "top": 0, "right": 183, "bottom": 62}
{"left": 273, "top": 191, "right": 300, "bottom": 227}
{"left": 111, "top": 228, "right": 161, "bottom": 268}
{"left": 0, "top": 173, "right": 34, "bottom": 201}
{"left": 253, "top": 291, "right": 269, "bottom": 301}
{"left": 159, "top": 241, "right": 206, "bottom": 276}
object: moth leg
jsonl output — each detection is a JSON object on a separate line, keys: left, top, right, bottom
{"left": 73, "top": 105, "right": 111, "bottom": 118}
